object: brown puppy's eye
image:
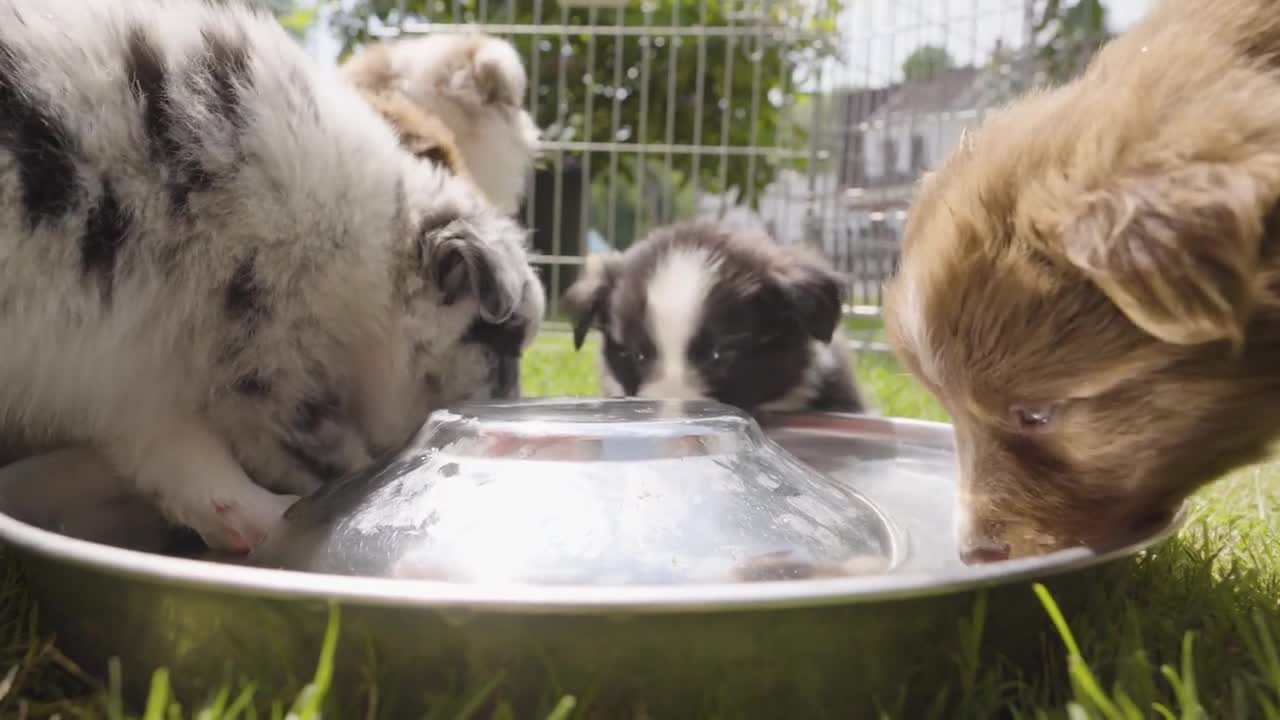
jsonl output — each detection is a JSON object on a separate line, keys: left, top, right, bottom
{"left": 1011, "top": 404, "right": 1059, "bottom": 432}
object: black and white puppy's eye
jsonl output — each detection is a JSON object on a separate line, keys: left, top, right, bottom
{"left": 755, "top": 332, "right": 781, "bottom": 348}
{"left": 1010, "top": 403, "right": 1060, "bottom": 432}
{"left": 609, "top": 342, "right": 645, "bottom": 364}
{"left": 707, "top": 344, "right": 736, "bottom": 366}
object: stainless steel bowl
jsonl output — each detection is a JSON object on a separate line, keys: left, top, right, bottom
{"left": 0, "top": 401, "right": 1181, "bottom": 718}
{"left": 251, "top": 398, "right": 899, "bottom": 584}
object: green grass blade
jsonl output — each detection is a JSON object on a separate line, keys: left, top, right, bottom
{"left": 142, "top": 668, "right": 171, "bottom": 720}
{"left": 544, "top": 695, "right": 577, "bottom": 720}
{"left": 223, "top": 685, "right": 257, "bottom": 720}
{"left": 106, "top": 657, "right": 125, "bottom": 720}
{"left": 958, "top": 590, "right": 989, "bottom": 695}
{"left": 1032, "top": 584, "right": 1081, "bottom": 657}
{"left": 287, "top": 602, "right": 342, "bottom": 720}
{"left": 453, "top": 671, "right": 506, "bottom": 720}
{"left": 1159, "top": 667, "right": 1184, "bottom": 709}
{"left": 1113, "top": 691, "right": 1142, "bottom": 720}
{"left": 1260, "top": 693, "right": 1280, "bottom": 720}
{"left": 196, "top": 685, "right": 232, "bottom": 720}
{"left": 1178, "top": 632, "right": 1202, "bottom": 720}
{"left": 1034, "top": 583, "right": 1124, "bottom": 720}
{"left": 1257, "top": 610, "right": 1280, "bottom": 693}
{"left": 490, "top": 700, "right": 516, "bottom": 720}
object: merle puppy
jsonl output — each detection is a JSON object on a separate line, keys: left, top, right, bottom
{"left": 0, "top": 0, "right": 545, "bottom": 553}
{"left": 563, "top": 221, "right": 865, "bottom": 416}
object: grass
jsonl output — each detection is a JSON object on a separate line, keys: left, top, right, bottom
{"left": 3, "top": 332, "right": 1280, "bottom": 718}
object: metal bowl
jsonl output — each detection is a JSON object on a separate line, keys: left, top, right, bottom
{"left": 250, "top": 398, "right": 899, "bottom": 584}
{"left": 0, "top": 401, "right": 1181, "bottom": 718}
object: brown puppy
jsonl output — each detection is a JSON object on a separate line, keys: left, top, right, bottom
{"left": 882, "top": 0, "right": 1280, "bottom": 563}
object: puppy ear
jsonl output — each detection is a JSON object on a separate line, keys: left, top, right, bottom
{"left": 425, "top": 220, "right": 523, "bottom": 324}
{"left": 439, "top": 36, "right": 528, "bottom": 108}
{"left": 338, "top": 42, "right": 393, "bottom": 92}
{"left": 561, "top": 253, "right": 620, "bottom": 350}
{"left": 472, "top": 38, "right": 527, "bottom": 106}
{"left": 1060, "top": 162, "right": 1272, "bottom": 347}
{"left": 773, "top": 250, "right": 845, "bottom": 344}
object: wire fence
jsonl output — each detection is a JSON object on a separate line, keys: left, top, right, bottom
{"left": 347, "top": 0, "right": 1115, "bottom": 349}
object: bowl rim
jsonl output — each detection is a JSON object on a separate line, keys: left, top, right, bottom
{"left": 0, "top": 411, "right": 1182, "bottom": 615}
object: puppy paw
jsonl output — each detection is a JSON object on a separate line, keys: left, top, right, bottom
{"left": 196, "top": 491, "right": 301, "bottom": 554}
{"left": 112, "top": 420, "right": 303, "bottom": 555}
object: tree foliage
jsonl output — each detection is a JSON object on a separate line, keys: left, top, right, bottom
{"left": 1032, "top": 0, "right": 1110, "bottom": 86}
{"left": 901, "top": 45, "right": 953, "bottom": 82}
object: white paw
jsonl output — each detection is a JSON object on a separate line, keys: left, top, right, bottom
{"left": 111, "top": 419, "right": 303, "bottom": 555}
{"left": 182, "top": 491, "right": 300, "bottom": 554}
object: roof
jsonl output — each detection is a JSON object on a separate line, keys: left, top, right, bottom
{"left": 867, "top": 66, "right": 983, "bottom": 122}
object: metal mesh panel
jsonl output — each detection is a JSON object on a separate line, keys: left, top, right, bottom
{"left": 344, "top": 0, "right": 1114, "bottom": 349}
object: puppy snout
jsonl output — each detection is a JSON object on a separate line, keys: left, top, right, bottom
{"left": 954, "top": 495, "right": 1011, "bottom": 563}
{"left": 958, "top": 541, "right": 1011, "bottom": 565}
{"left": 493, "top": 354, "right": 521, "bottom": 399}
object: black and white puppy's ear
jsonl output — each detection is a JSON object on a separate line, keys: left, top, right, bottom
{"left": 771, "top": 248, "right": 846, "bottom": 344}
{"left": 561, "top": 252, "right": 621, "bottom": 350}
{"left": 424, "top": 219, "right": 524, "bottom": 324}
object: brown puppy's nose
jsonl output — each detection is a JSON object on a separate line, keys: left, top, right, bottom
{"left": 959, "top": 542, "right": 1010, "bottom": 565}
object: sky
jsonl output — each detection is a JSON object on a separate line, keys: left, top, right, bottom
{"left": 837, "top": 0, "right": 1155, "bottom": 86}
{"left": 302, "top": 0, "right": 1158, "bottom": 87}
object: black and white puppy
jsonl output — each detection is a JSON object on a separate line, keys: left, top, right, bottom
{"left": 0, "top": 0, "right": 544, "bottom": 553}
{"left": 563, "top": 221, "right": 866, "bottom": 416}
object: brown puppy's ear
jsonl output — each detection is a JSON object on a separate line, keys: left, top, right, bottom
{"left": 561, "top": 253, "right": 620, "bottom": 350}
{"left": 773, "top": 250, "right": 846, "bottom": 344}
{"left": 1060, "top": 162, "right": 1271, "bottom": 347}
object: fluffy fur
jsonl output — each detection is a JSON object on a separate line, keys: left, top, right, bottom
{"left": 341, "top": 33, "right": 540, "bottom": 215}
{"left": 563, "top": 222, "right": 866, "bottom": 417}
{"left": 883, "top": 0, "right": 1280, "bottom": 562}
{"left": 358, "top": 88, "right": 468, "bottom": 177}
{"left": 0, "top": 0, "right": 545, "bottom": 552}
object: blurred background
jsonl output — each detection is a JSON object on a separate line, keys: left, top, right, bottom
{"left": 268, "top": 0, "right": 1143, "bottom": 349}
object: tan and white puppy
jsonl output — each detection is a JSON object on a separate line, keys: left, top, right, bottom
{"left": 341, "top": 32, "right": 541, "bottom": 215}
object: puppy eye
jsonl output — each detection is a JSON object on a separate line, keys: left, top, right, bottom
{"left": 611, "top": 344, "right": 646, "bottom": 364}
{"left": 707, "top": 344, "right": 736, "bottom": 365}
{"left": 1011, "top": 404, "right": 1059, "bottom": 432}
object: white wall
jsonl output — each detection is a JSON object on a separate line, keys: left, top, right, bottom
{"left": 860, "top": 109, "right": 980, "bottom": 183}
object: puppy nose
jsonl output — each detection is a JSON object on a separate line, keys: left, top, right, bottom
{"left": 959, "top": 542, "right": 1010, "bottom": 565}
